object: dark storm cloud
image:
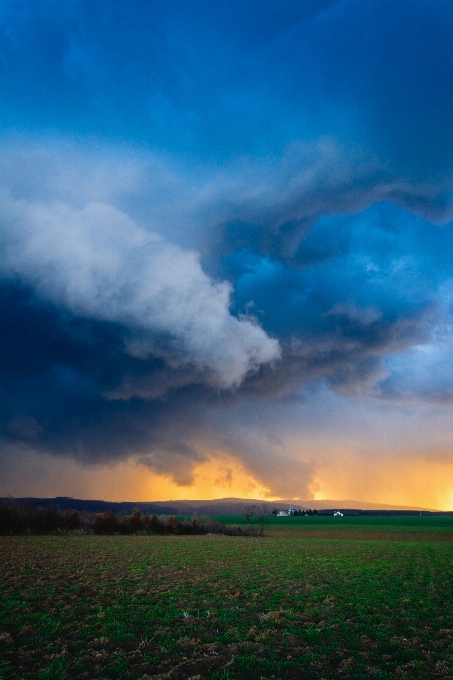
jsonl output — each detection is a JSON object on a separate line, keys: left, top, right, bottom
{"left": 266, "top": 0, "right": 453, "bottom": 179}
{"left": 0, "top": 282, "right": 213, "bottom": 480}
{"left": 198, "top": 141, "right": 453, "bottom": 267}
{"left": 0, "top": 0, "right": 342, "bottom": 156}
{"left": 227, "top": 201, "right": 453, "bottom": 402}
{"left": 2, "top": 143, "right": 452, "bottom": 478}
{"left": 1, "top": 0, "right": 453, "bottom": 486}
{"left": 1, "top": 0, "right": 452, "bottom": 172}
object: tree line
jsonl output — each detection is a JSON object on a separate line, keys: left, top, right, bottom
{"left": 271, "top": 508, "right": 318, "bottom": 515}
{"left": 0, "top": 499, "right": 259, "bottom": 536}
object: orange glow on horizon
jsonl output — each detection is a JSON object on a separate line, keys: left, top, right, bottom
{"left": 310, "top": 456, "right": 453, "bottom": 511}
{"left": 2, "top": 448, "right": 452, "bottom": 510}
{"left": 1, "top": 450, "right": 277, "bottom": 503}
{"left": 139, "top": 456, "right": 277, "bottom": 502}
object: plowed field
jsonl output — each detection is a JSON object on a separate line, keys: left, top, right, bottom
{"left": 1, "top": 533, "right": 452, "bottom": 679}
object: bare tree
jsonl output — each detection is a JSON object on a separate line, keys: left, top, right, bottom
{"left": 243, "top": 504, "right": 258, "bottom": 523}
{"left": 256, "top": 504, "right": 269, "bottom": 536}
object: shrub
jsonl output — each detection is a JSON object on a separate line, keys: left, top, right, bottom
{"left": 0, "top": 499, "right": 22, "bottom": 534}
{"left": 62, "top": 509, "right": 81, "bottom": 531}
{"left": 93, "top": 510, "right": 117, "bottom": 534}
{"left": 165, "top": 516, "right": 181, "bottom": 534}
{"left": 127, "top": 508, "right": 143, "bottom": 533}
{"left": 143, "top": 514, "right": 164, "bottom": 534}
{"left": 0, "top": 500, "right": 81, "bottom": 534}
{"left": 32, "top": 506, "right": 62, "bottom": 533}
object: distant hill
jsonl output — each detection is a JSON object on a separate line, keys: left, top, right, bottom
{"left": 148, "top": 497, "right": 440, "bottom": 514}
{"left": 2, "top": 497, "right": 180, "bottom": 515}
{"left": 2, "top": 496, "right": 441, "bottom": 514}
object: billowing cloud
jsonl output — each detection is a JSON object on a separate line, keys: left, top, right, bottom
{"left": 2, "top": 138, "right": 452, "bottom": 488}
{"left": 1, "top": 0, "right": 453, "bottom": 503}
{"left": 198, "top": 140, "right": 453, "bottom": 267}
{"left": 2, "top": 189, "right": 279, "bottom": 390}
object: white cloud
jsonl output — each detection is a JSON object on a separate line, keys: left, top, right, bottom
{"left": 1, "top": 191, "right": 279, "bottom": 389}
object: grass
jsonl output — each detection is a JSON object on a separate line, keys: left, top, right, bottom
{"left": 1, "top": 520, "right": 452, "bottom": 679}
{"left": 215, "top": 515, "right": 453, "bottom": 541}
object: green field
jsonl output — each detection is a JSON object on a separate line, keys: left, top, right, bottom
{"left": 216, "top": 514, "right": 453, "bottom": 541}
{"left": 1, "top": 520, "right": 452, "bottom": 679}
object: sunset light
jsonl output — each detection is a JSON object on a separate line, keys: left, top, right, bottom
{"left": 1, "top": 0, "right": 452, "bottom": 512}
{"left": 2, "top": 6, "right": 452, "bottom": 679}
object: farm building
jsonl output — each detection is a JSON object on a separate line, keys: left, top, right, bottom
{"left": 277, "top": 505, "right": 297, "bottom": 516}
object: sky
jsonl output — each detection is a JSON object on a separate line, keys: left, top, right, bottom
{"left": 1, "top": 0, "right": 453, "bottom": 509}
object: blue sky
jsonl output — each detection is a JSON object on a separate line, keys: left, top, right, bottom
{"left": 1, "top": 0, "right": 453, "bottom": 507}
